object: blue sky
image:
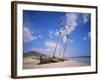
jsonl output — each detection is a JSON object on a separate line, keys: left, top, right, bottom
{"left": 23, "top": 10, "right": 91, "bottom": 58}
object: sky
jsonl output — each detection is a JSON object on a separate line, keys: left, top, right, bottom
{"left": 23, "top": 10, "right": 91, "bottom": 58}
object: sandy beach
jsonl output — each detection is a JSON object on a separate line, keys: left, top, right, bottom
{"left": 23, "top": 56, "right": 90, "bottom": 69}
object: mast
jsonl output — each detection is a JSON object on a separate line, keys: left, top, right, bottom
{"left": 62, "top": 22, "right": 71, "bottom": 59}
{"left": 53, "top": 31, "right": 61, "bottom": 58}
{"left": 52, "top": 14, "right": 72, "bottom": 59}
{"left": 52, "top": 16, "right": 66, "bottom": 58}
{"left": 62, "top": 35, "right": 69, "bottom": 58}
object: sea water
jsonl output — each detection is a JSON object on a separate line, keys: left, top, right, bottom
{"left": 66, "top": 57, "right": 91, "bottom": 65}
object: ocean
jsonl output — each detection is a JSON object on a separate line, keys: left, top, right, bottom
{"left": 66, "top": 57, "right": 91, "bottom": 65}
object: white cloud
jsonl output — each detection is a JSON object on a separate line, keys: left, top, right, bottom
{"left": 24, "top": 27, "right": 37, "bottom": 43}
{"left": 55, "top": 28, "right": 67, "bottom": 38}
{"left": 63, "top": 36, "right": 67, "bottom": 43}
{"left": 45, "top": 41, "right": 59, "bottom": 48}
{"left": 63, "top": 36, "right": 74, "bottom": 44}
{"left": 83, "top": 14, "right": 89, "bottom": 23}
{"left": 45, "top": 41, "right": 61, "bottom": 55}
{"left": 88, "top": 32, "right": 91, "bottom": 39}
{"left": 55, "top": 13, "right": 78, "bottom": 37}
{"left": 49, "top": 30, "right": 53, "bottom": 34}
{"left": 49, "top": 30, "right": 54, "bottom": 38}
{"left": 65, "top": 13, "right": 78, "bottom": 35}
{"left": 32, "top": 41, "right": 61, "bottom": 56}
{"left": 83, "top": 32, "right": 91, "bottom": 41}
{"left": 54, "top": 13, "right": 78, "bottom": 44}
{"left": 38, "top": 34, "right": 43, "bottom": 38}
{"left": 83, "top": 36, "right": 87, "bottom": 40}
{"left": 60, "top": 28, "right": 67, "bottom": 36}
{"left": 70, "top": 39, "right": 74, "bottom": 43}
{"left": 55, "top": 13, "right": 89, "bottom": 38}
{"left": 32, "top": 48, "right": 44, "bottom": 52}
{"left": 54, "top": 30, "right": 59, "bottom": 36}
